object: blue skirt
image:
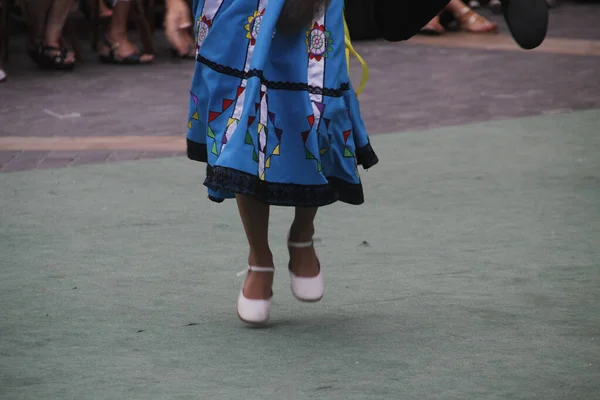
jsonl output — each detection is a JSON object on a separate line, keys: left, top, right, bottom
{"left": 187, "top": 0, "right": 379, "bottom": 206}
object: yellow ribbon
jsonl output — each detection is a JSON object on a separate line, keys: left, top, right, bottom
{"left": 343, "top": 17, "right": 369, "bottom": 97}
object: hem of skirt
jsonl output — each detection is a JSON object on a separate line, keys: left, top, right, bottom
{"left": 187, "top": 140, "right": 375, "bottom": 207}
{"left": 205, "top": 165, "right": 364, "bottom": 206}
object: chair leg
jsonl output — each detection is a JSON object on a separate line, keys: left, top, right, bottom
{"left": 146, "top": 0, "right": 155, "bottom": 34}
{"left": 1, "top": 0, "right": 9, "bottom": 63}
{"left": 91, "top": 0, "right": 100, "bottom": 51}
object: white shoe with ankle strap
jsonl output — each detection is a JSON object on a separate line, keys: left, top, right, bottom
{"left": 288, "top": 240, "right": 324, "bottom": 302}
{"left": 236, "top": 266, "right": 274, "bottom": 325}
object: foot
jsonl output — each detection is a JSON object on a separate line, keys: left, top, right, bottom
{"left": 164, "top": 0, "right": 195, "bottom": 58}
{"left": 420, "top": 16, "right": 445, "bottom": 35}
{"left": 237, "top": 266, "right": 274, "bottom": 325}
{"left": 170, "top": 36, "right": 196, "bottom": 59}
{"left": 31, "top": 42, "right": 76, "bottom": 70}
{"left": 288, "top": 238, "right": 320, "bottom": 278}
{"left": 242, "top": 267, "right": 274, "bottom": 300}
{"left": 100, "top": 33, "right": 154, "bottom": 63}
{"left": 456, "top": 7, "right": 498, "bottom": 33}
{"left": 288, "top": 236, "right": 324, "bottom": 302}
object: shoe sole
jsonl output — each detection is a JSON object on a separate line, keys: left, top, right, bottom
{"left": 237, "top": 311, "right": 270, "bottom": 326}
{"left": 292, "top": 290, "right": 324, "bottom": 303}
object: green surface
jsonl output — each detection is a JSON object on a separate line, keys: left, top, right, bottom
{"left": 1, "top": 110, "right": 599, "bottom": 400}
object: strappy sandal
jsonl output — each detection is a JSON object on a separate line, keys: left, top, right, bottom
{"left": 455, "top": 7, "right": 498, "bottom": 33}
{"left": 420, "top": 17, "right": 446, "bottom": 35}
{"left": 98, "top": 35, "right": 154, "bottom": 65}
{"left": 31, "top": 44, "right": 76, "bottom": 70}
{"left": 170, "top": 43, "right": 196, "bottom": 59}
{"left": 287, "top": 238, "right": 324, "bottom": 302}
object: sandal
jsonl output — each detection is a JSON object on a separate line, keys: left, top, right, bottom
{"left": 170, "top": 43, "right": 196, "bottom": 59}
{"left": 420, "top": 18, "right": 446, "bottom": 35}
{"left": 31, "top": 44, "right": 76, "bottom": 70}
{"left": 99, "top": 35, "right": 154, "bottom": 65}
{"left": 287, "top": 238, "right": 324, "bottom": 302}
{"left": 455, "top": 7, "right": 498, "bottom": 33}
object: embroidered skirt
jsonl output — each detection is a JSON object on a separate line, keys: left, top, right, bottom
{"left": 187, "top": 0, "right": 379, "bottom": 206}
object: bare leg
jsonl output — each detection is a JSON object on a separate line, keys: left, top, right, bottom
{"left": 21, "top": 0, "right": 52, "bottom": 46}
{"left": 288, "top": 207, "right": 320, "bottom": 277}
{"left": 236, "top": 195, "right": 274, "bottom": 300}
{"left": 103, "top": 0, "right": 154, "bottom": 62}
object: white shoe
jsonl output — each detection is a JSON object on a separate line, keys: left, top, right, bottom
{"left": 236, "top": 266, "right": 274, "bottom": 325}
{"left": 288, "top": 239, "right": 324, "bottom": 302}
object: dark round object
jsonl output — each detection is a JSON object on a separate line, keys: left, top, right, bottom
{"left": 501, "top": 0, "right": 549, "bottom": 50}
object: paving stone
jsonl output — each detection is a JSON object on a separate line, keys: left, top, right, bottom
{"left": 0, "top": 151, "right": 20, "bottom": 168}
{"left": 36, "top": 151, "right": 79, "bottom": 170}
{"left": 69, "top": 151, "right": 112, "bottom": 167}
{"left": 139, "top": 151, "right": 185, "bottom": 159}
{"left": 106, "top": 151, "right": 145, "bottom": 162}
{"left": 0, "top": 151, "right": 48, "bottom": 172}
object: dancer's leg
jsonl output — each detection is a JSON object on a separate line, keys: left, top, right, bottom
{"left": 288, "top": 207, "right": 320, "bottom": 277}
{"left": 236, "top": 194, "right": 274, "bottom": 299}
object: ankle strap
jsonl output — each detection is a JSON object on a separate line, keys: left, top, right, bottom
{"left": 288, "top": 240, "right": 313, "bottom": 248}
{"left": 248, "top": 266, "right": 275, "bottom": 272}
{"left": 237, "top": 265, "right": 275, "bottom": 277}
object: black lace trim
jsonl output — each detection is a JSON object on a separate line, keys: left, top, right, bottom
{"left": 196, "top": 54, "right": 351, "bottom": 97}
{"left": 204, "top": 165, "right": 364, "bottom": 206}
{"left": 187, "top": 139, "right": 378, "bottom": 207}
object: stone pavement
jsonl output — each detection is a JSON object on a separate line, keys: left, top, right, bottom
{"left": 1, "top": 2, "right": 600, "bottom": 171}
{"left": 1, "top": 109, "right": 599, "bottom": 399}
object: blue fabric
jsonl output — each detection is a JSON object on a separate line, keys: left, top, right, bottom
{"left": 186, "top": 0, "right": 378, "bottom": 206}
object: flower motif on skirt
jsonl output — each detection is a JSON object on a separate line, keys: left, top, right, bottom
{"left": 245, "top": 9, "right": 266, "bottom": 46}
{"left": 306, "top": 22, "right": 334, "bottom": 61}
